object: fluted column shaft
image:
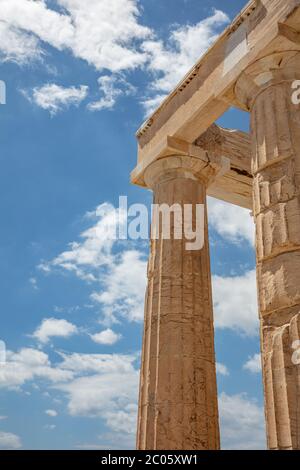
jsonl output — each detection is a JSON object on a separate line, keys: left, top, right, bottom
{"left": 136, "top": 156, "right": 220, "bottom": 450}
{"left": 236, "top": 52, "right": 300, "bottom": 450}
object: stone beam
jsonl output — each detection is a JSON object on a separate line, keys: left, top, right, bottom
{"left": 195, "top": 124, "right": 252, "bottom": 209}
{"left": 133, "top": 0, "right": 300, "bottom": 185}
{"left": 132, "top": 124, "right": 253, "bottom": 209}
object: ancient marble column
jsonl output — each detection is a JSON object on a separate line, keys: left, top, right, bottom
{"left": 136, "top": 155, "right": 220, "bottom": 450}
{"left": 235, "top": 51, "right": 300, "bottom": 450}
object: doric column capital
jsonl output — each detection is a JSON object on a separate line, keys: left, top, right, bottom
{"left": 235, "top": 51, "right": 300, "bottom": 111}
{"left": 144, "top": 154, "right": 229, "bottom": 190}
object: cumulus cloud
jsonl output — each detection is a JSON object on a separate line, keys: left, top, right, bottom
{"left": 24, "top": 83, "right": 88, "bottom": 115}
{"left": 0, "top": 431, "right": 22, "bottom": 449}
{"left": 208, "top": 198, "right": 255, "bottom": 245}
{"left": 243, "top": 353, "right": 262, "bottom": 374}
{"left": 90, "top": 329, "right": 121, "bottom": 346}
{"left": 54, "top": 352, "right": 139, "bottom": 434}
{"left": 88, "top": 75, "right": 135, "bottom": 112}
{"left": 0, "top": 20, "right": 42, "bottom": 64}
{"left": 58, "top": 351, "right": 138, "bottom": 375}
{"left": 0, "top": 346, "right": 139, "bottom": 438}
{"left": 213, "top": 270, "right": 259, "bottom": 337}
{"left": 0, "top": 348, "right": 73, "bottom": 390}
{"left": 91, "top": 250, "right": 147, "bottom": 324}
{"left": 142, "top": 9, "right": 229, "bottom": 113}
{"left": 219, "top": 392, "right": 266, "bottom": 450}
{"left": 216, "top": 363, "right": 229, "bottom": 377}
{"left": 0, "top": 0, "right": 150, "bottom": 70}
{"left": 40, "top": 203, "right": 147, "bottom": 324}
{"left": 1, "top": 344, "right": 267, "bottom": 449}
{"left": 0, "top": 2, "right": 230, "bottom": 115}
{"left": 45, "top": 409, "right": 58, "bottom": 417}
{"left": 32, "top": 318, "right": 78, "bottom": 344}
{"left": 40, "top": 203, "right": 120, "bottom": 280}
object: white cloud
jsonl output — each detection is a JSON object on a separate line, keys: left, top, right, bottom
{"left": 208, "top": 198, "right": 255, "bottom": 245}
{"left": 0, "top": 3, "right": 232, "bottom": 117}
{"left": 1, "top": 345, "right": 267, "bottom": 450}
{"left": 91, "top": 329, "right": 121, "bottom": 346}
{"left": 243, "top": 353, "right": 262, "bottom": 374}
{"left": 58, "top": 352, "right": 137, "bottom": 375}
{"left": 0, "top": 416, "right": 7, "bottom": 421}
{"left": 0, "top": 0, "right": 150, "bottom": 71}
{"left": 213, "top": 270, "right": 259, "bottom": 337}
{"left": 33, "top": 318, "right": 78, "bottom": 344}
{"left": 141, "top": 93, "right": 167, "bottom": 118}
{"left": 0, "top": 0, "right": 74, "bottom": 51}
{"left": 88, "top": 75, "right": 135, "bottom": 112}
{"left": 88, "top": 76, "right": 121, "bottom": 111}
{"left": 219, "top": 392, "right": 266, "bottom": 450}
{"left": 0, "top": 19, "right": 42, "bottom": 64}
{"left": 25, "top": 83, "right": 88, "bottom": 115}
{"left": 42, "top": 203, "right": 120, "bottom": 280}
{"left": 45, "top": 409, "right": 58, "bottom": 417}
{"left": 0, "top": 431, "right": 22, "bottom": 449}
{"left": 216, "top": 363, "right": 229, "bottom": 377}
{"left": 59, "top": 0, "right": 150, "bottom": 72}
{"left": 0, "top": 346, "right": 139, "bottom": 437}
{"left": 29, "top": 277, "right": 38, "bottom": 290}
{"left": 91, "top": 250, "right": 147, "bottom": 324}
{"left": 41, "top": 203, "right": 147, "bottom": 324}
{"left": 54, "top": 352, "right": 139, "bottom": 434}
{"left": 0, "top": 348, "right": 74, "bottom": 390}
{"left": 142, "top": 10, "right": 229, "bottom": 111}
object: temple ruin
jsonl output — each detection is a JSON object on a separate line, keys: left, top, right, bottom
{"left": 132, "top": 0, "right": 300, "bottom": 450}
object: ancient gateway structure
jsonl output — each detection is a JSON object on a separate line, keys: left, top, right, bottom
{"left": 131, "top": 0, "right": 300, "bottom": 450}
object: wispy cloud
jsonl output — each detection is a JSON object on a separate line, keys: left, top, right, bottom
{"left": 213, "top": 270, "right": 259, "bottom": 337}
{"left": 88, "top": 75, "right": 135, "bottom": 112}
{"left": 91, "top": 250, "right": 147, "bottom": 324}
{"left": 40, "top": 203, "right": 120, "bottom": 280}
{"left": 0, "top": 0, "right": 150, "bottom": 70}
{"left": 0, "top": 2, "right": 229, "bottom": 115}
{"left": 0, "top": 346, "right": 139, "bottom": 438}
{"left": 243, "top": 354, "right": 262, "bottom": 374}
{"left": 142, "top": 9, "right": 229, "bottom": 114}
{"left": 45, "top": 409, "right": 58, "bottom": 417}
{"left": 0, "top": 431, "right": 22, "bottom": 450}
{"left": 39, "top": 203, "right": 147, "bottom": 325}
{"left": 23, "top": 83, "right": 88, "bottom": 115}
{"left": 0, "top": 19, "right": 42, "bottom": 64}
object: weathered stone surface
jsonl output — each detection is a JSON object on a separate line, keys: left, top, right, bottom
{"left": 236, "top": 51, "right": 300, "bottom": 450}
{"left": 136, "top": 156, "right": 220, "bottom": 450}
{"left": 133, "top": 0, "right": 300, "bottom": 451}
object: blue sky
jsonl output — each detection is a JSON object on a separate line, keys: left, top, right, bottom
{"left": 0, "top": 0, "right": 266, "bottom": 450}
